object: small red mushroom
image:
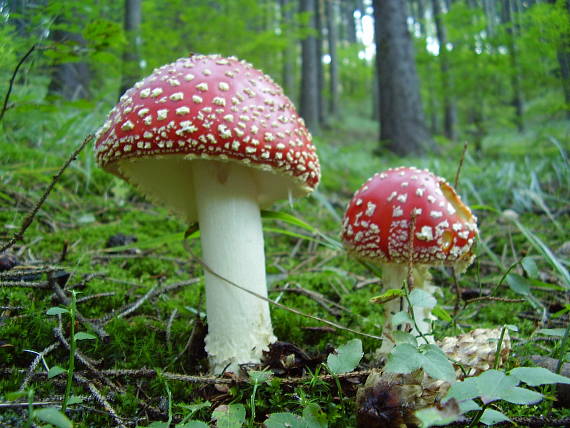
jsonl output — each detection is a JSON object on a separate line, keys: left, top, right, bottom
{"left": 94, "top": 54, "right": 320, "bottom": 373}
{"left": 341, "top": 166, "right": 478, "bottom": 352}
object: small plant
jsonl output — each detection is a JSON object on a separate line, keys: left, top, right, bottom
{"left": 46, "top": 291, "right": 96, "bottom": 413}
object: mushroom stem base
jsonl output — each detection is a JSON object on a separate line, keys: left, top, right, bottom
{"left": 192, "top": 160, "right": 276, "bottom": 373}
{"left": 378, "top": 264, "right": 437, "bottom": 354}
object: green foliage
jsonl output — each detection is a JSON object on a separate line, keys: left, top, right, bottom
{"left": 326, "top": 339, "right": 363, "bottom": 374}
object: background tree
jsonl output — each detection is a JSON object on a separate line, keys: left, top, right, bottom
{"left": 373, "top": 0, "right": 434, "bottom": 155}
{"left": 119, "top": 0, "right": 142, "bottom": 98}
{"left": 326, "top": 0, "right": 340, "bottom": 119}
{"left": 299, "top": 0, "right": 321, "bottom": 135}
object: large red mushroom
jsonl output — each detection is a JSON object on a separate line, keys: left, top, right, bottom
{"left": 94, "top": 54, "right": 320, "bottom": 373}
{"left": 341, "top": 167, "right": 477, "bottom": 352}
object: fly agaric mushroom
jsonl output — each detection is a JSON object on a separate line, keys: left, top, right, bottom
{"left": 341, "top": 167, "right": 477, "bottom": 352}
{"left": 94, "top": 54, "right": 320, "bottom": 373}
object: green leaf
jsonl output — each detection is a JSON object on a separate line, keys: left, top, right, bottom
{"left": 384, "top": 344, "right": 422, "bottom": 374}
{"left": 301, "top": 403, "right": 328, "bottom": 428}
{"left": 146, "top": 422, "right": 169, "bottom": 428}
{"left": 391, "top": 311, "right": 413, "bottom": 327}
{"left": 409, "top": 289, "right": 437, "bottom": 308}
{"left": 480, "top": 408, "right": 511, "bottom": 426}
{"left": 458, "top": 399, "right": 481, "bottom": 413}
{"left": 74, "top": 332, "right": 96, "bottom": 341}
{"left": 419, "top": 345, "right": 456, "bottom": 383}
{"left": 536, "top": 328, "right": 566, "bottom": 337}
{"left": 265, "top": 412, "right": 303, "bottom": 428}
{"left": 47, "top": 365, "right": 67, "bottom": 379}
{"left": 176, "top": 422, "right": 209, "bottom": 428}
{"left": 510, "top": 367, "right": 570, "bottom": 386}
{"left": 521, "top": 257, "right": 538, "bottom": 278}
{"left": 248, "top": 370, "right": 272, "bottom": 385}
{"left": 326, "top": 339, "right": 363, "bottom": 374}
{"left": 5, "top": 391, "right": 28, "bottom": 401}
{"left": 475, "top": 370, "right": 518, "bottom": 404}
{"left": 445, "top": 377, "right": 479, "bottom": 402}
{"left": 432, "top": 305, "right": 453, "bottom": 322}
{"left": 512, "top": 219, "right": 570, "bottom": 289}
{"left": 414, "top": 399, "right": 462, "bottom": 427}
{"left": 392, "top": 331, "right": 418, "bottom": 346}
{"left": 212, "top": 403, "right": 246, "bottom": 428}
{"left": 33, "top": 408, "right": 73, "bottom": 428}
{"left": 370, "top": 288, "right": 405, "bottom": 304}
{"left": 46, "top": 307, "right": 69, "bottom": 316}
{"left": 67, "top": 395, "right": 84, "bottom": 405}
{"left": 500, "top": 386, "right": 543, "bottom": 405}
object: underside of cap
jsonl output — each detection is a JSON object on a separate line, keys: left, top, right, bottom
{"left": 112, "top": 156, "right": 312, "bottom": 223}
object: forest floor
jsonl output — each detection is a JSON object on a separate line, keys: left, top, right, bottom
{"left": 1, "top": 108, "right": 569, "bottom": 427}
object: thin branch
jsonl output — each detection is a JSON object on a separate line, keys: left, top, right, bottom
{"left": 0, "top": 44, "right": 36, "bottom": 123}
{"left": 74, "top": 374, "right": 127, "bottom": 428}
{"left": 454, "top": 140, "right": 469, "bottom": 191}
{"left": 463, "top": 296, "right": 525, "bottom": 305}
{"left": 19, "top": 342, "right": 61, "bottom": 391}
{"left": 0, "top": 134, "right": 94, "bottom": 253}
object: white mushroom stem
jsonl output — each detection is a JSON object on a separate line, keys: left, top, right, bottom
{"left": 377, "top": 264, "right": 437, "bottom": 354}
{"left": 192, "top": 160, "right": 276, "bottom": 373}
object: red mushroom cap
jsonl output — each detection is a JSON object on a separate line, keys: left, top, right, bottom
{"left": 341, "top": 167, "right": 478, "bottom": 269}
{"left": 94, "top": 54, "right": 320, "bottom": 221}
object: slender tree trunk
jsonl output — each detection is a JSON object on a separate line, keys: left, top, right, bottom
{"left": 300, "top": 0, "right": 321, "bottom": 135}
{"left": 502, "top": 0, "right": 524, "bottom": 132}
{"left": 342, "top": 0, "right": 357, "bottom": 43}
{"left": 373, "top": 0, "right": 435, "bottom": 155}
{"left": 119, "top": 0, "right": 142, "bottom": 98}
{"left": 280, "top": 0, "right": 296, "bottom": 101}
{"left": 326, "top": 0, "right": 340, "bottom": 118}
{"left": 48, "top": 16, "right": 91, "bottom": 100}
{"left": 315, "top": 0, "right": 326, "bottom": 124}
{"left": 432, "top": 0, "right": 456, "bottom": 140}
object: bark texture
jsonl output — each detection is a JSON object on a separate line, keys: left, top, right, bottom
{"left": 300, "top": 0, "right": 321, "bottom": 135}
{"left": 373, "top": 0, "right": 434, "bottom": 155}
{"left": 119, "top": 0, "right": 142, "bottom": 98}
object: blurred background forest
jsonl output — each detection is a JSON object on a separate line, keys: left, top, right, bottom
{"left": 1, "top": 0, "right": 569, "bottom": 155}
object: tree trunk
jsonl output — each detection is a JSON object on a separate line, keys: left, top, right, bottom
{"left": 326, "top": 0, "right": 340, "bottom": 118}
{"left": 48, "top": 16, "right": 91, "bottom": 100}
{"left": 119, "top": 0, "right": 142, "bottom": 98}
{"left": 300, "top": 0, "right": 321, "bottom": 135}
{"left": 341, "top": 0, "right": 357, "bottom": 43}
{"left": 280, "top": 0, "right": 296, "bottom": 101}
{"left": 501, "top": 0, "right": 524, "bottom": 132}
{"left": 373, "top": 0, "right": 435, "bottom": 155}
{"left": 432, "top": 0, "right": 456, "bottom": 140}
{"left": 315, "top": 0, "right": 326, "bottom": 124}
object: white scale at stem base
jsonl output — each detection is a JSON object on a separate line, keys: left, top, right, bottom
{"left": 192, "top": 160, "right": 276, "bottom": 373}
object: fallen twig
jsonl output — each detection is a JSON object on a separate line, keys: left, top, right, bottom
{"left": 19, "top": 342, "right": 61, "bottom": 391}
{"left": 49, "top": 271, "right": 110, "bottom": 343}
{"left": 74, "top": 373, "right": 127, "bottom": 428}
{"left": 0, "top": 44, "right": 36, "bottom": 123}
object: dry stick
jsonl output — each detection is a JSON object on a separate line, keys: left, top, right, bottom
{"left": 49, "top": 271, "right": 110, "bottom": 343}
{"left": 98, "top": 278, "right": 199, "bottom": 324}
{"left": 0, "top": 134, "right": 94, "bottom": 253}
{"left": 0, "top": 280, "right": 50, "bottom": 289}
{"left": 184, "top": 242, "right": 383, "bottom": 342}
{"left": 74, "top": 373, "right": 127, "bottom": 428}
{"left": 453, "top": 140, "right": 469, "bottom": 191}
{"left": 464, "top": 296, "right": 525, "bottom": 305}
{"left": 19, "top": 342, "right": 61, "bottom": 391}
{"left": 0, "top": 44, "right": 36, "bottom": 123}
